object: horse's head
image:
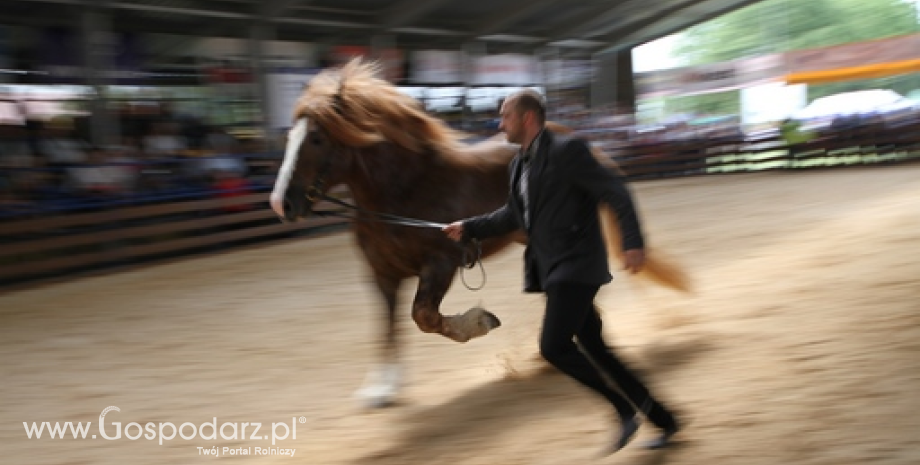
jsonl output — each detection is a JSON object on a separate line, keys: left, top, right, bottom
{"left": 269, "top": 117, "right": 350, "bottom": 222}
{"left": 270, "top": 58, "right": 469, "bottom": 221}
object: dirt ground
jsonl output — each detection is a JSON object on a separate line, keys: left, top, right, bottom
{"left": 2, "top": 164, "right": 919, "bottom": 465}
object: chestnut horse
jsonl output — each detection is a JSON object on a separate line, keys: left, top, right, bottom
{"left": 270, "top": 60, "right": 690, "bottom": 407}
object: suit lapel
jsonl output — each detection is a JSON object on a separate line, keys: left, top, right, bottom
{"left": 510, "top": 155, "right": 527, "bottom": 225}
{"left": 527, "top": 131, "right": 551, "bottom": 222}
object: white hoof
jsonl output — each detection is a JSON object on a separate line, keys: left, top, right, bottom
{"left": 354, "top": 364, "right": 402, "bottom": 409}
{"left": 445, "top": 306, "right": 502, "bottom": 342}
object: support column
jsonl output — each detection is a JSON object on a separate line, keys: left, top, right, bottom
{"left": 534, "top": 46, "right": 557, "bottom": 94}
{"left": 462, "top": 41, "right": 486, "bottom": 86}
{"left": 248, "top": 15, "right": 274, "bottom": 145}
{"left": 615, "top": 49, "right": 636, "bottom": 114}
{"left": 81, "top": 0, "right": 118, "bottom": 146}
{"left": 591, "top": 49, "right": 636, "bottom": 114}
{"left": 370, "top": 34, "right": 398, "bottom": 82}
{"left": 462, "top": 41, "right": 487, "bottom": 125}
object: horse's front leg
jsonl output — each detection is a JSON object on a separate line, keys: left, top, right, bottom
{"left": 355, "top": 273, "right": 403, "bottom": 408}
{"left": 412, "top": 260, "right": 502, "bottom": 343}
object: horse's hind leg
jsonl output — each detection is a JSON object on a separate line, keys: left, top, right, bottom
{"left": 412, "top": 261, "right": 501, "bottom": 343}
{"left": 355, "top": 273, "right": 403, "bottom": 408}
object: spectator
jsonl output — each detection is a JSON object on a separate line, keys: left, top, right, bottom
{"left": 37, "top": 116, "right": 89, "bottom": 167}
{"left": 211, "top": 168, "right": 253, "bottom": 214}
{"left": 143, "top": 121, "right": 188, "bottom": 158}
{"left": 66, "top": 147, "right": 135, "bottom": 198}
{"left": 0, "top": 123, "right": 35, "bottom": 169}
{"left": 203, "top": 126, "right": 242, "bottom": 155}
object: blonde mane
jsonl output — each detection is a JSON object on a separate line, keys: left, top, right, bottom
{"left": 292, "top": 61, "right": 690, "bottom": 293}
{"left": 293, "top": 58, "right": 513, "bottom": 166}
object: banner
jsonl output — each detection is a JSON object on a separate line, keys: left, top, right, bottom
{"left": 471, "top": 54, "right": 539, "bottom": 85}
{"left": 265, "top": 68, "right": 317, "bottom": 129}
{"left": 542, "top": 59, "right": 593, "bottom": 89}
{"left": 786, "top": 59, "right": 920, "bottom": 85}
{"left": 637, "top": 33, "right": 920, "bottom": 97}
{"left": 197, "top": 37, "right": 315, "bottom": 73}
{"left": 411, "top": 50, "right": 463, "bottom": 84}
{"left": 636, "top": 54, "right": 784, "bottom": 97}
{"left": 325, "top": 45, "right": 370, "bottom": 68}
{"left": 785, "top": 33, "right": 920, "bottom": 74}
{"left": 374, "top": 48, "right": 404, "bottom": 82}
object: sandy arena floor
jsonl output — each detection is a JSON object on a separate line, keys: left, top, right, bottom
{"left": 2, "top": 164, "right": 919, "bottom": 465}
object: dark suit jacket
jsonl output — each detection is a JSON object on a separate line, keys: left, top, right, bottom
{"left": 463, "top": 129, "right": 644, "bottom": 292}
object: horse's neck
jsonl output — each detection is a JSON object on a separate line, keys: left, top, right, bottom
{"left": 345, "top": 144, "right": 429, "bottom": 210}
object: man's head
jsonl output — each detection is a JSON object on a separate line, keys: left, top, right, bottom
{"left": 499, "top": 89, "right": 546, "bottom": 146}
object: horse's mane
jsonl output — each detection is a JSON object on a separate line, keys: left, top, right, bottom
{"left": 293, "top": 58, "right": 514, "bottom": 167}
{"left": 293, "top": 62, "right": 690, "bottom": 292}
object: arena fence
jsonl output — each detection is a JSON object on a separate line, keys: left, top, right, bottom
{"left": 0, "top": 185, "right": 350, "bottom": 287}
{"left": 2, "top": 122, "right": 919, "bottom": 288}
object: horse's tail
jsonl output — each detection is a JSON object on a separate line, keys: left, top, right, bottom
{"left": 544, "top": 121, "right": 692, "bottom": 293}
{"left": 598, "top": 204, "right": 692, "bottom": 293}
{"left": 590, "top": 142, "right": 692, "bottom": 293}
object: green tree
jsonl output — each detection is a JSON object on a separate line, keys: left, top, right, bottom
{"left": 665, "top": 0, "right": 920, "bottom": 115}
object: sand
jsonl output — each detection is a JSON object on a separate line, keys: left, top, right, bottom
{"left": 2, "top": 164, "right": 919, "bottom": 465}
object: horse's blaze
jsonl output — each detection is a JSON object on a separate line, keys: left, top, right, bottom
{"left": 270, "top": 118, "right": 309, "bottom": 220}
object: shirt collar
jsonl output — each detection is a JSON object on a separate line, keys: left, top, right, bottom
{"left": 522, "top": 128, "right": 545, "bottom": 161}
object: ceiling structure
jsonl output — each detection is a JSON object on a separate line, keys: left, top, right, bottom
{"left": 2, "top": 0, "right": 766, "bottom": 70}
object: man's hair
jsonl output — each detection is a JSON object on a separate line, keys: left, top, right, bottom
{"left": 508, "top": 89, "right": 546, "bottom": 124}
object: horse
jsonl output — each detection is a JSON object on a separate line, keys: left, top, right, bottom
{"left": 269, "top": 59, "right": 691, "bottom": 407}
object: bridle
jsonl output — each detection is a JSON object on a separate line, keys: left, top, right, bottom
{"left": 302, "top": 136, "right": 335, "bottom": 213}
{"left": 290, "top": 86, "right": 487, "bottom": 290}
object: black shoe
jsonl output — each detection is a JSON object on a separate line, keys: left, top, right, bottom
{"left": 642, "top": 423, "right": 679, "bottom": 449}
{"left": 605, "top": 415, "right": 640, "bottom": 455}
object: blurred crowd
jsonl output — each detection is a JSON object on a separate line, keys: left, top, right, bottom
{"left": 3, "top": 93, "right": 917, "bottom": 221}
{"left": 0, "top": 101, "right": 278, "bottom": 220}
{"left": 546, "top": 98, "right": 745, "bottom": 158}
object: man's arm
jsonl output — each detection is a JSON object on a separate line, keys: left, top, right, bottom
{"left": 443, "top": 201, "right": 521, "bottom": 242}
{"left": 563, "top": 139, "right": 644, "bottom": 251}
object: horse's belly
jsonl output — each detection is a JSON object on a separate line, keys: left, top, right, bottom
{"left": 354, "top": 229, "right": 434, "bottom": 277}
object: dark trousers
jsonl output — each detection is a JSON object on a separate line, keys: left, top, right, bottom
{"left": 540, "top": 282, "right": 677, "bottom": 429}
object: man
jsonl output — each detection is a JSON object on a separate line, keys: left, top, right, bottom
{"left": 442, "top": 90, "right": 680, "bottom": 453}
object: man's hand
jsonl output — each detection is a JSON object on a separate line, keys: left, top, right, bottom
{"left": 623, "top": 249, "right": 645, "bottom": 274}
{"left": 442, "top": 221, "right": 464, "bottom": 242}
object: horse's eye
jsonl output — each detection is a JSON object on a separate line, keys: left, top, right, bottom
{"left": 310, "top": 135, "right": 322, "bottom": 145}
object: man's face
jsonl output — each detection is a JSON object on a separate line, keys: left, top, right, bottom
{"left": 499, "top": 100, "right": 526, "bottom": 145}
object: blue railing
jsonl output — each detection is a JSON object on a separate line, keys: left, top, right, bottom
{"left": 1, "top": 153, "right": 276, "bottom": 220}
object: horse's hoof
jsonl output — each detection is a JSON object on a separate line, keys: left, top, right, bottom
{"left": 472, "top": 307, "right": 501, "bottom": 330}
{"left": 354, "top": 364, "right": 401, "bottom": 408}
{"left": 355, "top": 385, "right": 399, "bottom": 409}
{"left": 484, "top": 311, "right": 501, "bottom": 330}
{"left": 359, "top": 393, "right": 397, "bottom": 409}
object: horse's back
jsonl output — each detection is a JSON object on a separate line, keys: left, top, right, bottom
{"left": 447, "top": 137, "right": 518, "bottom": 170}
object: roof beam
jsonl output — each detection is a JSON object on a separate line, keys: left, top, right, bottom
{"left": 564, "top": 0, "right": 656, "bottom": 39}
{"left": 4, "top": 0, "right": 368, "bottom": 28}
{"left": 595, "top": 0, "right": 765, "bottom": 52}
{"left": 377, "top": 0, "right": 455, "bottom": 30}
{"left": 472, "top": 0, "right": 560, "bottom": 36}
{"left": 542, "top": 1, "right": 635, "bottom": 40}
{"left": 263, "top": 0, "right": 314, "bottom": 18}
{"left": 588, "top": 0, "right": 704, "bottom": 40}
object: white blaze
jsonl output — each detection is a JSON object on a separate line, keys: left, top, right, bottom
{"left": 270, "top": 118, "right": 309, "bottom": 219}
